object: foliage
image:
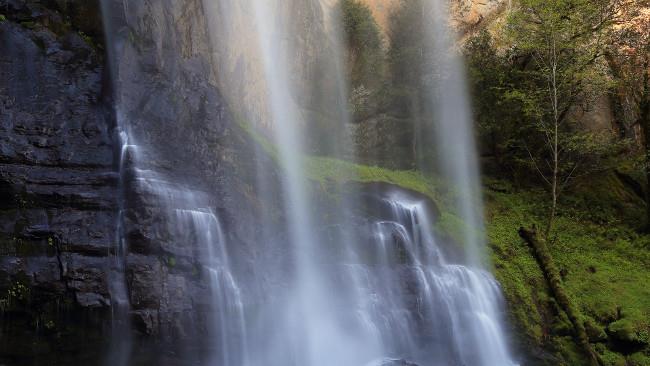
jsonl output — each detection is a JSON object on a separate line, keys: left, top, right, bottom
{"left": 341, "top": 0, "right": 385, "bottom": 121}
{"left": 386, "top": 0, "right": 426, "bottom": 118}
{"left": 341, "top": 0, "right": 384, "bottom": 88}
{"left": 0, "top": 280, "right": 30, "bottom": 312}
{"left": 464, "top": 0, "right": 629, "bottom": 235}
{"left": 465, "top": 30, "right": 537, "bottom": 173}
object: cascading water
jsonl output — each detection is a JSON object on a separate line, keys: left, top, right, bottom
{"left": 174, "top": 208, "right": 248, "bottom": 366}
{"left": 100, "top": 0, "right": 520, "bottom": 365}
{"left": 245, "top": 1, "right": 381, "bottom": 364}
{"left": 100, "top": 1, "right": 246, "bottom": 364}
{"left": 353, "top": 191, "right": 518, "bottom": 365}
{"left": 104, "top": 129, "right": 133, "bottom": 366}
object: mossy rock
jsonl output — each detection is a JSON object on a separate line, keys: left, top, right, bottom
{"left": 551, "top": 336, "right": 586, "bottom": 365}
{"left": 597, "top": 348, "right": 627, "bottom": 366}
{"left": 584, "top": 319, "right": 608, "bottom": 343}
{"left": 628, "top": 352, "right": 650, "bottom": 366}
{"left": 608, "top": 318, "right": 650, "bottom": 347}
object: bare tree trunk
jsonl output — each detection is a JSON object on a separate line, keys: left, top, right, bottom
{"left": 546, "top": 38, "right": 560, "bottom": 238}
{"left": 642, "top": 57, "right": 650, "bottom": 231}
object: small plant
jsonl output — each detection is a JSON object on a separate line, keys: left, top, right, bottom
{"left": 0, "top": 14, "right": 7, "bottom": 22}
{"left": 0, "top": 281, "right": 30, "bottom": 311}
{"left": 167, "top": 256, "right": 176, "bottom": 268}
{"left": 78, "top": 31, "right": 94, "bottom": 47}
{"left": 44, "top": 319, "right": 56, "bottom": 330}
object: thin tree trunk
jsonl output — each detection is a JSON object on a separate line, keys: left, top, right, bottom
{"left": 546, "top": 38, "right": 560, "bottom": 238}
{"left": 641, "top": 57, "right": 650, "bottom": 231}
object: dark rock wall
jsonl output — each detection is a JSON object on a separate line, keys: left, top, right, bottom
{"left": 104, "top": 0, "right": 284, "bottom": 345}
{"left": 0, "top": 0, "right": 117, "bottom": 363}
{"left": 0, "top": 0, "right": 279, "bottom": 363}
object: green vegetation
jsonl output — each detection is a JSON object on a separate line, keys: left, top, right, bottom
{"left": 0, "top": 280, "right": 30, "bottom": 312}
{"left": 340, "top": 0, "right": 385, "bottom": 121}
{"left": 0, "top": 14, "right": 7, "bottom": 22}
{"left": 237, "top": 1, "right": 650, "bottom": 363}
{"left": 486, "top": 175, "right": 650, "bottom": 365}
{"left": 463, "top": 4, "right": 650, "bottom": 360}
{"left": 340, "top": 0, "right": 383, "bottom": 89}
{"left": 386, "top": 0, "right": 426, "bottom": 118}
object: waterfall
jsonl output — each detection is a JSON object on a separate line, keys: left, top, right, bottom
{"left": 101, "top": 0, "right": 132, "bottom": 363}
{"left": 358, "top": 192, "right": 518, "bottom": 365}
{"left": 421, "top": 0, "right": 485, "bottom": 266}
{"left": 99, "top": 0, "right": 520, "bottom": 365}
{"left": 246, "top": 0, "right": 381, "bottom": 364}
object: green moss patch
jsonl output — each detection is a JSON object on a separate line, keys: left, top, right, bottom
{"left": 485, "top": 175, "right": 650, "bottom": 365}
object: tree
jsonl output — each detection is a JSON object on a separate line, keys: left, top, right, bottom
{"left": 386, "top": 0, "right": 425, "bottom": 118}
{"left": 464, "top": 30, "right": 540, "bottom": 176}
{"left": 507, "top": 0, "right": 622, "bottom": 237}
{"left": 341, "top": 0, "right": 383, "bottom": 87}
{"left": 606, "top": 1, "right": 650, "bottom": 229}
{"left": 341, "top": 0, "right": 385, "bottom": 121}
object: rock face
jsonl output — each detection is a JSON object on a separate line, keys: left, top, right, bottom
{"left": 0, "top": 0, "right": 115, "bottom": 313}
{"left": 0, "top": 0, "right": 277, "bottom": 362}
{"left": 0, "top": 0, "right": 117, "bottom": 362}
{"left": 103, "top": 0, "right": 283, "bottom": 344}
{"left": 205, "top": 0, "right": 346, "bottom": 150}
{"left": 358, "top": 0, "right": 508, "bottom": 36}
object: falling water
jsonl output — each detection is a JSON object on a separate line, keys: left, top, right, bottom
{"left": 100, "top": 0, "right": 246, "bottom": 364}
{"left": 247, "top": 1, "right": 380, "bottom": 364}
{"left": 101, "top": 0, "right": 132, "bottom": 363}
{"left": 100, "top": 0, "right": 520, "bottom": 365}
{"left": 104, "top": 129, "right": 133, "bottom": 366}
{"left": 421, "top": 0, "right": 485, "bottom": 265}
{"left": 355, "top": 191, "right": 518, "bottom": 365}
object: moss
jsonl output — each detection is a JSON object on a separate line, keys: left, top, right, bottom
{"left": 552, "top": 336, "right": 587, "bottom": 365}
{"left": 19, "top": 21, "right": 37, "bottom": 29}
{"left": 597, "top": 347, "right": 627, "bottom": 366}
{"left": 435, "top": 211, "right": 474, "bottom": 245}
{"left": 0, "top": 14, "right": 6, "bottom": 22}
{"left": 486, "top": 175, "right": 650, "bottom": 364}
{"left": 166, "top": 256, "right": 176, "bottom": 268}
{"left": 0, "top": 278, "right": 31, "bottom": 312}
{"left": 78, "top": 30, "right": 95, "bottom": 48}
{"left": 608, "top": 316, "right": 650, "bottom": 346}
{"left": 628, "top": 352, "right": 650, "bottom": 366}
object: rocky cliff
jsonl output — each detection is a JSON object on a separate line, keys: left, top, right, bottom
{"left": 0, "top": 0, "right": 117, "bottom": 363}
{"left": 0, "top": 1, "right": 279, "bottom": 363}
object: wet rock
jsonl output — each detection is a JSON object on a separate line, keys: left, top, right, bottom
{"left": 0, "top": 0, "right": 116, "bottom": 346}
